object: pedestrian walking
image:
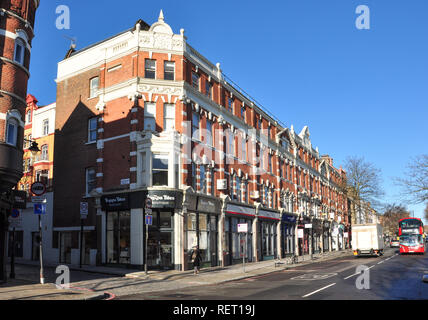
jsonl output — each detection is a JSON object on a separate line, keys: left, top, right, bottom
{"left": 191, "top": 245, "right": 202, "bottom": 275}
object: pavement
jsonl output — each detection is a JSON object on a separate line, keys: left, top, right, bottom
{"left": 0, "top": 249, "right": 353, "bottom": 300}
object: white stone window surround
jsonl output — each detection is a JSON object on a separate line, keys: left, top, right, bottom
{"left": 136, "top": 132, "right": 181, "bottom": 189}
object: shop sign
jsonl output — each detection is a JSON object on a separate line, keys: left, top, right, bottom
{"left": 282, "top": 214, "right": 297, "bottom": 223}
{"left": 305, "top": 224, "right": 313, "bottom": 229}
{"left": 238, "top": 224, "right": 248, "bottom": 233}
{"left": 101, "top": 194, "right": 130, "bottom": 211}
{"left": 197, "top": 197, "right": 220, "bottom": 214}
{"left": 12, "top": 190, "right": 27, "bottom": 209}
{"left": 259, "top": 210, "right": 281, "bottom": 221}
{"left": 147, "top": 191, "right": 178, "bottom": 208}
{"left": 226, "top": 204, "right": 256, "bottom": 218}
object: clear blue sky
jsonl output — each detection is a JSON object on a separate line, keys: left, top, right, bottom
{"left": 28, "top": 0, "right": 428, "bottom": 222}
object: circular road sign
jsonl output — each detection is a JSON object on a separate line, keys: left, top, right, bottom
{"left": 11, "top": 209, "right": 20, "bottom": 218}
{"left": 31, "top": 182, "right": 47, "bottom": 196}
{"left": 145, "top": 197, "right": 152, "bottom": 209}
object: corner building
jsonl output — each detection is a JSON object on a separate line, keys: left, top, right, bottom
{"left": 54, "top": 12, "right": 349, "bottom": 270}
{"left": 0, "top": 0, "right": 39, "bottom": 280}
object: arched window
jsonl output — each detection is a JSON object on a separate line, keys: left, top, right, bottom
{"left": 14, "top": 38, "right": 26, "bottom": 65}
{"left": 6, "top": 118, "right": 19, "bottom": 146}
{"left": 26, "top": 109, "right": 32, "bottom": 124}
{"left": 41, "top": 145, "right": 49, "bottom": 161}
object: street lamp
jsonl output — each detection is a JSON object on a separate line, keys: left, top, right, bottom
{"left": 9, "top": 139, "right": 40, "bottom": 280}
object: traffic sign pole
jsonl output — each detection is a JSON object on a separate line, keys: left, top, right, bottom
{"left": 10, "top": 227, "right": 15, "bottom": 279}
{"left": 39, "top": 214, "right": 45, "bottom": 284}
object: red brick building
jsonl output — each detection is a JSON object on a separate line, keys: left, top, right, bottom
{"left": 53, "top": 11, "right": 349, "bottom": 270}
{"left": 0, "top": 0, "right": 40, "bottom": 280}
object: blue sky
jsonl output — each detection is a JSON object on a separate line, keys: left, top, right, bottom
{"left": 28, "top": 0, "right": 428, "bottom": 222}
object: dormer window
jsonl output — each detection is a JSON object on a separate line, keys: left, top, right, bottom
{"left": 14, "top": 38, "right": 25, "bottom": 65}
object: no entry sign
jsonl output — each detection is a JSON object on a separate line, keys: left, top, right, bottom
{"left": 31, "top": 182, "right": 46, "bottom": 196}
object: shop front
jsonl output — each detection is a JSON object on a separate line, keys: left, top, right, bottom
{"left": 101, "top": 189, "right": 182, "bottom": 270}
{"left": 101, "top": 193, "right": 132, "bottom": 266}
{"left": 184, "top": 194, "right": 221, "bottom": 270}
{"left": 258, "top": 209, "right": 281, "bottom": 261}
{"left": 323, "top": 220, "right": 331, "bottom": 252}
{"left": 281, "top": 213, "right": 297, "bottom": 257}
{"left": 312, "top": 219, "right": 323, "bottom": 254}
{"left": 297, "top": 217, "right": 311, "bottom": 256}
{"left": 146, "top": 190, "right": 182, "bottom": 270}
{"left": 331, "top": 221, "right": 339, "bottom": 251}
{"left": 225, "top": 203, "right": 256, "bottom": 266}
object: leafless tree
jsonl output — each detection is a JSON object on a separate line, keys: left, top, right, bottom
{"left": 396, "top": 154, "right": 428, "bottom": 204}
{"left": 425, "top": 203, "right": 428, "bottom": 223}
{"left": 344, "top": 156, "right": 385, "bottom": 209}
{"left": 380, "top": 203, "right": 411, "bottom": 236}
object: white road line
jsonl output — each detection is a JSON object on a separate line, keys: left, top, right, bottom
{"left": 377, "top": 261, "right": 384, "bottom": 265}
{"left": 344, "top": 273, "right": 359, "bottom": 280}
{"left": 302, "top": 283, "right": 336, "bottom": 298}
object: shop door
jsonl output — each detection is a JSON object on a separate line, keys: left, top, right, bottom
{"left": 60, "top": 232, "right": 72, "bottom": 264}
{"left": 147, "top": 211, "right": 173, "bottom": 270}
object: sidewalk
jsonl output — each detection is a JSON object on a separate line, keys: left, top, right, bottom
{"left": 0, "top": 279, "right": 109, "bottom": 300}
{"left": 4, "top": 249, "right": 353, "bottom": 299}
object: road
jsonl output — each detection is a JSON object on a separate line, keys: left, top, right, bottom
{"left": 117, "top": 248, "right": 428, "bottom": 300}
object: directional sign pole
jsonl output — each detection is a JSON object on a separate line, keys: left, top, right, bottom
{"left": 10, "top": 227, "right": 15, "bottom": 279}
{"left": 144, "top": 207, "right": 148, "bottom": 275}
{"left": 39, "top": 214, "right": 45, "bottom": 284}
{"left": 80, "top": 218, "right": 84, "bottom": 268}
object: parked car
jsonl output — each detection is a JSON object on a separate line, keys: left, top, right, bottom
{"left": 390, "top": 239, "right": 400, "bottom": 248}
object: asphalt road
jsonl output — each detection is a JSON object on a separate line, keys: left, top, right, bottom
{"left": 117, "top": 248, "right": 428, "bottom": 300}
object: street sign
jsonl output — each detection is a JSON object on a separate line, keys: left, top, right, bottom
{"left": 31, "top": 182, "right": 46, "bottom": 196}
{"left": 11, "top": 208, "right": 20, "bottom": 218}
{"left": 80, "top": 202, "right": 89, "bottom": 219}
{"left": 145, "top": 215, "right": 153, "bottom": 226}
{"left": 305, "top": 224, "right": 313, "bottom": 229}
{"left": 238, "top": 224, "right": 248, "bottom": 233}
{"left": 32, "top": 196, "right": 47, "bottom": 204}
{"left": 34, "top": 203, "right": 47, "bottom": 215}
{"left": 145, "top": 197, "right": 152, "bottom": 209}
{"left": 145, "top": 208, "right": 153, "bottom": 215}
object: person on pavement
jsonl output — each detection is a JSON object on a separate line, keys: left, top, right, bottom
{"left": 191, "top": 245, "right": 202, "bottom": 275}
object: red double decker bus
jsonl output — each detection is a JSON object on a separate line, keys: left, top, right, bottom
{"left": 398, "top": 218, "right": 425, "bottom": 255}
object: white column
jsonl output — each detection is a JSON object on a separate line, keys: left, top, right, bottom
{"left": 130, "top": 208, "right": 144, "bottom": 266}
{"left": 174, "top": 208, "right": 184, "bottom": 270}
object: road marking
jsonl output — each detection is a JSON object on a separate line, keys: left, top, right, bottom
{"left": 377, "top": 261, "right": 384, "bottom": 265}
{"left": 302, "top": 283, "right": 336, "bottom": 298}
{"left": 344, "top": 273, "right": 359, "bottom": 280}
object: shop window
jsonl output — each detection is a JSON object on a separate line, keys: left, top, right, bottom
{"left": 152, "top": 154, "right": 169, "bottom": 186}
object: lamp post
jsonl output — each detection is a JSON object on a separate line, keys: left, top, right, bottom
{"left": 8, "top": 139, "right": 40, "bottom": 281}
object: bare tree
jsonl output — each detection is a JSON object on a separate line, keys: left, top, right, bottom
{"left": 396, "top": 154, "right": 428, "bottom": 204}
{"left": 381, "top": 203, "right": 411, "bottom": 236}
{"left": 344, "top": 156, "right": 385, "bottom": 209}
{"left": 425, "top": 203, "right": 428, "bottom": 223}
